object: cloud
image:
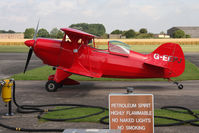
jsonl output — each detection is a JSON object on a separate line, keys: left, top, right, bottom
{"left": 36, "top": 0, "right": 76, "bottom": 16}
{"left": 9, "top": 16, "right": 27, "bottom": 23}
{"left": 82, "top": 9, "right": 94, "bottom": 17}
{"left": 1, "top": 0, "right": 199, "bottom": 33}
{"left": 0, "top": 1, "right": 29, "bottom": 23}
{"left": 139, "top": 5, "right": 159, "bottom": 19}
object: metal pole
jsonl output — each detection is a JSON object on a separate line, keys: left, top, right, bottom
{"left": 126, "top": 87, "right": 134, "bottom": 94}
{"left": 5, "top": 101, "right": 13, "bottom": 116}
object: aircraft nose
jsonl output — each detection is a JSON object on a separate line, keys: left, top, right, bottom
{"left": 25, "top": 40, "right": 35, "bottom": 47}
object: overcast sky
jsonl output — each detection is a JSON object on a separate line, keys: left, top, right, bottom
{"left": 0, "top": 0, "right": 199, "bottom": 33}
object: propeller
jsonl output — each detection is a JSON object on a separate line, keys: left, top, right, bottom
{"left": 24, "top": 20, "right": 40, "bottom": 73}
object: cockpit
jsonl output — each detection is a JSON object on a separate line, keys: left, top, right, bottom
{"left": 108, "top": 41, "right": 131, "bottom": 56}
{"left": 89, "top": 40, "right": 131, "bottom": 57}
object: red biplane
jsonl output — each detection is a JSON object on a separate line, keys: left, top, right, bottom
{"left": 24, "top": 24, "right": 185, "bottom": 92}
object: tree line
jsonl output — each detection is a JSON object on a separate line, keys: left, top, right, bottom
{"left": 1, "top": 23, "right": 191, "bottom": 39}
{"left": 0, "top": 30, "right": 15, "bottom": 33}
{"left": 24, "top": 24, "right": 152, "bottom": 39}
{"left": 23, "top": 23, "right": 106, "bottom": 39}
{"left": 69, "top": 23, "right": 106, "bottom": 36}
{"left": 172, "top": 30, "right": 190, "bottom": 38}
{"left": 24, "top": 28, "right": 64, "bottom": 39}
{"left": 110, "top": 28, "right": 153, "bottom": 39}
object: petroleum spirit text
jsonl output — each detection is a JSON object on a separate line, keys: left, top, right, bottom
{"left": 111, "top": 103, "right": 151, "bottom": 108}
{"left": 153, "top": 53, "right": 182, "bottom": 63}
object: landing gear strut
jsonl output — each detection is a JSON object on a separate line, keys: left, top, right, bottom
{"left": 168, "top": 79, "right": 183, "bottom": 89}
{"left": 175, "top": 82, "right": 183, "bottom": 89}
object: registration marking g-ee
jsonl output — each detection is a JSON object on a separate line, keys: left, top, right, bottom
{"left": 153, "top": 53, "right": 182, "bottom": 63}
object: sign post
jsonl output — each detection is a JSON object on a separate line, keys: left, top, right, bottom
{"left": 109, "top": 94, "right": 154, "bottom": 133}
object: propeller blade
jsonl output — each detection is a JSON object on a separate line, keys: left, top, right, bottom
{"left": 24, "top": 47, "right": 33, "bottom": 73}
{"left": 33, "top": 19, "right": 40, "bottom": 40}
{"left": 24, "top": 19, "right": 40, "bottom": 73}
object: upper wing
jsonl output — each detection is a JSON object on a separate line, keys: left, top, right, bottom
{"left": 61, "top": 28, "right": 96, "bottom": 39}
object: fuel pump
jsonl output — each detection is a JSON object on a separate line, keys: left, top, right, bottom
{"left": 0, "top": 79, "right": 14, "bottom": 116}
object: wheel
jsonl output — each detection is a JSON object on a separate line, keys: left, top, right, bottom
{"left": 45, "top": 80, "right": 58, "bottom": 92}
{"left": 178, "top": 84, "right": 183, "bottom": 89}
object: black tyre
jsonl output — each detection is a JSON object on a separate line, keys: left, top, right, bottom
{"left": 45, "top": 80, "right": 58, "bottom": 92}
{"left": 178, "top": 84, "right": 183, "bottom": 89}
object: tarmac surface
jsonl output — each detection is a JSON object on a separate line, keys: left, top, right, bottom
{"left": 0, "top": 52, "right": 199, "bottom": 133}
{"left": 185, "top": 53, "right": 199, "bottom": 67}
{"left": 0, "top": 53, "right": 43, "bottom": 79}
{"left": 0, "top": 80, "right": 199, "bottom": 133}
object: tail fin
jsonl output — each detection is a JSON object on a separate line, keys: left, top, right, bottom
{"left": 145, "top": 43, "right": 185, "bottom": 78}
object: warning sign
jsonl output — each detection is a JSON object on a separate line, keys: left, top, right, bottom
{"left": 109, "top": 94, "right": 154, "bottom": 133}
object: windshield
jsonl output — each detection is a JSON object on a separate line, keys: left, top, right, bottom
{"left": 108, "top": 40, "right": 130, "bottom": 55}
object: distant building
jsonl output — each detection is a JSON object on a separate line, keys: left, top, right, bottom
{"left": 109, "top": 34, "right": 126, "bottom": 39}
{"left": 0, "top": 33, "right": 24, "bottom": 39}
{"left": 154, "top": 34, "right": 170, "bottom": 38}
{"left": 167, "top": 27, "right": 199, "bottom": 38}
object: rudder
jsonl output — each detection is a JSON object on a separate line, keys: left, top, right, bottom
{"left": 145, "top": 43, "right": 185, "bottom": 78}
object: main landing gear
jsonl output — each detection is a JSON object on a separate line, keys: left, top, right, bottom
{"left": 168, "top": 78, "right": 183, "bottom": 89}
{"left": 45, "top": 80, "right": 63, "bottom": 92}
{"left": 45, "top": 74, "right": 80, "bottom": 92}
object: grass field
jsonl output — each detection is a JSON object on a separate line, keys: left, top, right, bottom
{"left": 0, "top": 39, "right": 27, "bottom": 45}
{"left": 95, "top": 38, "right": 199, "bottom": 45}
{"left": 11, "top": 60, "right": 199, "bottom": 81}
{"left": 41, "top": 106, "right": 199, "bottom": 125}
{"left": 0, "top": 44, "right": 199, "bottom": 53}
{"left": 96, "top": 44, "right": 199, "bottom": 53}
{"left": 0, "top": 45, "right": 29, "bottom": 53}
{"left": 1, "top": 38, "right": 199, "bottom": 45}
{"left": 0, "top": 38, "right": 199, "bottom": 53}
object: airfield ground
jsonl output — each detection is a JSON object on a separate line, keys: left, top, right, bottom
{"left": 0, "top": 53, "right": 199, "bottom": 133}
{"left": 1, "top": 80, "right": 199, "bottom": 133}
